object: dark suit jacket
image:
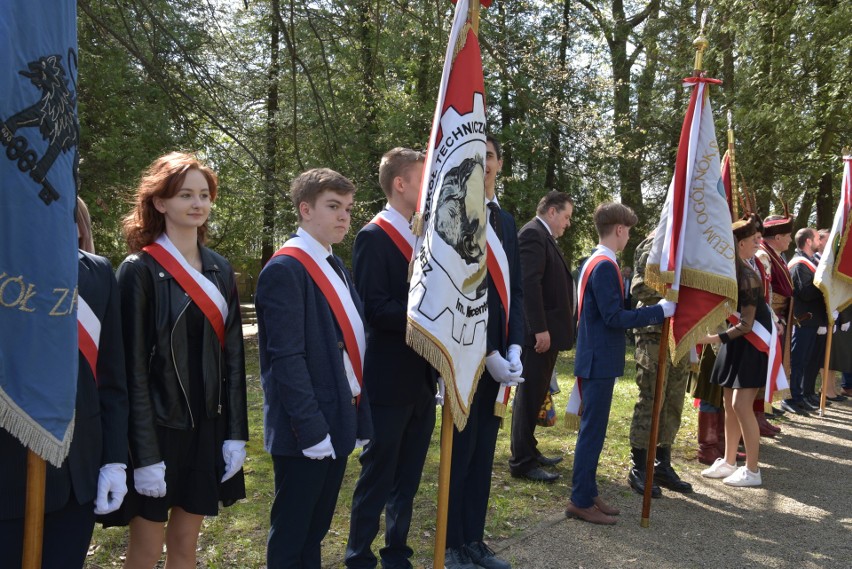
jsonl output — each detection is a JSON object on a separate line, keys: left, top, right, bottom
{"left": 0, "top": 251, "right": 128, "bottom": 518}
{"left": 256, "top": 252, "right": 373, "bottom": 459}
{"left": 573, "top": 256, "right": 665, "bottom": 379}
{"left": 518, "top": 217, "right": 575, "bottom": 350}
{"left": 352, "top": 223, "right": 436, "bottom": 407}
{"left": 790, "top": 250, "right": 826, "bottom": 328}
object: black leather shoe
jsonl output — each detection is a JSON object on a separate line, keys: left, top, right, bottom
{"left": 445, "top": 547, "right": 479, "bottom": 569}
{"left": 536, "top": 454, "right": 563, "bottom": 467}
{"left": 806, "top": 394, "right": 831, "bottom": 407}
{"left": 780, "top": 399, "right": 810, "bottom": 416}
{"left": 513, "top": 466, "right": 559, "bottom": 483}
{"left": 465, "top": 541, "right": 511, "bottom": 569}
{"left": 827, "top": 394, "right": 847, "bottom": 402}
{"left": 800, "top": 398, "right": 819, "bottom": 411}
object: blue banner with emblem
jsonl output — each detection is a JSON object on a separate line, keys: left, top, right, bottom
{"left": 0, "top": 1, "right": 80, "bottom": 466}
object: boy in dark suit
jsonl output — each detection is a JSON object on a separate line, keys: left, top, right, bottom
{"left": 566, "top": 203, "right": 675, "bottom": 525}
{"left": 509, "top": 191, "right": 575, "bottom": 482}
{"left": 445, "top": 135, "right": 525, "bottom": 569}
{"left": 257, "top": 168, "right": 373, "bottom": 568}
{"left": 345, "top": 148, "right": 437, "bottom": 569}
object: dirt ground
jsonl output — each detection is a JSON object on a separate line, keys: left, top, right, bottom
{"left": 492, "top": 401, "right": 852, "bottom": 569}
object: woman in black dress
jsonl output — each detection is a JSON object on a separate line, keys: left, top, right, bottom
{"left": 116, "top": 152, "right": 248, "bottom": 568}
{"left": 698, "top": 214, "right": 766, "bottom": 487}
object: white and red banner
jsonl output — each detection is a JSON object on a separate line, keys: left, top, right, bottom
{"left": 486, "top": 223, "right": 513, "bottom": 415}
{"left": 370, "top": 206, "right": 415, "bottom": 262}
{"left": 646, "top": 76, "right": 738, "bottom": 363}
{"left": 77, "top": 295, "right": 100, "bottom": 382}
{"left": 815, "top": 155, "right": 852, "bottom": 321}
{"left": 407, "top": 0, "right": 489, "bottom": 430}
{"left": 727, "top": 311, "right": 789, "bottom": 402}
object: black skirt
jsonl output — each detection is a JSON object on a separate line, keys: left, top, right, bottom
{"left": 710, "top": 336, "right": 767, "bottom": 390}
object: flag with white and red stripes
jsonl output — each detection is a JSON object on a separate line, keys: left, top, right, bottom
{"left": 815, "top": 155, "right": 852, "bottom": 321}
{"left": 646, "top": 75, "right": 738, "bottom": 362}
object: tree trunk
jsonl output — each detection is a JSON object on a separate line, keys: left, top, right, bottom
{"left": 261, "top": 0, "right": 281, "bottom": 268}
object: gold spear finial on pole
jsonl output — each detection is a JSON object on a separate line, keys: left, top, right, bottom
{"left": 693, "top": 10, "right": 709, "bottom": 74}
{"left": 727, "top": 110, "right": 740, "bottom": 219}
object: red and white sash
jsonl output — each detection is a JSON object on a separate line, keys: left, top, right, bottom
{"left": 787, "top": 256, "right": 817, "bottom": 273}
{"left": 77, "top": 295, "right": 100, "bottom": 382}
{"left": 272, "top": 235, "right": 366, "bottom": 403}
{"left": 369, "top": 206, "right": 414, "bottom": 261}
{"left": 485, "top": 222, "right": 514, "bottom": 416}
{"left": 565, "top": 247, "right": 623, "bottom": 420}
{"left": 143, "top": 234, "right": 229, "bottom": 347}
{"left": 727, "top": 311, "right": 789, "bottom": 402}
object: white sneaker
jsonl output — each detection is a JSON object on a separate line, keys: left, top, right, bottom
{"left": 701, "top": 458, "right": 738, "bottom": 479}
{"left": 723, "top": 466, "right": 762, "bottom": 487}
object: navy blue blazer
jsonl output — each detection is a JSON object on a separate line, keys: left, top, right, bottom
{"left": 352, "top": 222, "right": 436, "bottom": 407}
{"left": 573, "top": 257, "right": 665, "bottom": 379}
{"left": 256, "top": 252, "right": 373, "bottom": 459}
{"left": 0, "top": 251, "right": 128, "bottom": 518}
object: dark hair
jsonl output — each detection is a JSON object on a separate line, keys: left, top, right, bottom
{"left": 536, "top": 191, "right": 574, "bottom": 216}
{"left": 593, "top": 202, "right": 638, "bottom": 238}
{"left": 123, "top": 152, "right": 218, "bottom": 253}
{"left": 290, "top": 168, "right": 356, "bottom": 221}
{"left": 378, "top": 148, "right": 424, "bottom": 198}
{"left": 795, "top": 227, "right": 814, "bottom": 250}
{"left": 486, "top": 134, "right": 502, "bottom": 161}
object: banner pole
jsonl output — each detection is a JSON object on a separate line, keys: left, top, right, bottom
{"left": 22, "top": 450, "right": 46, "bottom": 569}
{"left": 641, "top": 317, "right": 670, "bottom": 527}
{"left": 433, "top": 404, "right": 455, "bottom": 567}
{"left": 818, "top": 326, "right": 833, "bottom": 417}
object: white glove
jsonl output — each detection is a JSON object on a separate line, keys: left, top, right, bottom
{"left": 817, "top": 326, "right": 828, "bottom": 335}
{"left": 94, "top": 463, "right": 127, "bottom": 514}
{"left": 657, "top": 298, "right": 677, "bottom": 318}
{"left": 485, "top": 352, "right": 516, "bottom": 384}
{"left": 355, "top": 439, "right": 370, "bottom": 449}
{"left": 832, "top": 310, "right": 840, "bottom": 322}
{"left": 507, "top": 344, "right": 523, "bottom": 375}
{"left": 436, "top": 377, "right": 445, "bottom": 405}
{"left": 221, "top": 440, "right": 247, "bottom": 483}
{"left": 134, "top": 461, "right": 166, "bottom": 498}
{"left": 842, "top": 321, "right": 850, "bottom": 332}
{"left": 302, "top": 434, "right": 336, "bottom": 460}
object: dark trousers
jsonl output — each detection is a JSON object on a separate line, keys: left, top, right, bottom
{"left": 804, "top": 333, "right": 827, "bottom": 397}
{"left": 445, "top": 374, "right": 501, "bottom": 549}
{"left": 268, "top": 454, "right": 348, "bottom": 569}
{"left": 790, "top": 325, "right": 817, "bottom": 401}
{"left": 570, "top": 377, "right": 616, "bottom": 509}
{"left": 509, "top": 347, "right": 559, "bottom": 474}
{"left": 345, "top": 402, "right": 436, "bottom": 568}
{"left": 0, "top": 497, "right": 95, "bottom": 569}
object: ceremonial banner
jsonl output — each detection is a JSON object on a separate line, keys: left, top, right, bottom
{"left": 407, "top": 0, "right": 488, "bottom": 430}
{"left": 815, "top": 155, "right": 852, "bottom": 321}
{"left": 721, "top": 150, "right": 734, "bottom": 220}
{"left": 0, "top": 0, "right": 80, "bottom": 466}
{"left": 646, "top": 76, "right": 738, "bottom": 363}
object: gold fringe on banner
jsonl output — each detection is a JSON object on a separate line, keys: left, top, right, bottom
{"left": 406, "top": 320, "right": 484, "bottom": 432}
{"left": 493, "top": 402, "right": 506, "bottom": 418}
{"left": 563, "top": 412, "right": 580, "bottom": 431}
{"left": 668, "top": 301, "right": 733, "bottom": 364}
{"left": 772, "top": 388, "right": 791, "bottom": 403}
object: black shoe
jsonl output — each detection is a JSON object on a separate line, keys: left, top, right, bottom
{"left": 445, "top": 547, "right": 479, "bottom": 569}
{"left": 780, "top": 399, "right": 810, "bottom": 416}
{"left": 653, "top": 447, "right": 694, "bottom": 494}
{"left": 536, "top": 454, "right": 563, "bottom": 467}
{"left": 627, "top": 448, "right": 662, "bottom": 498}
{"left": 513, "top": 466, "right": 559, "bottom": 483}
{"left": 800, "top": 398, "right": 819, "bottom": 411}
{"left": 770, "top": 405, "right": 786, "bottom": 416}
{"left": 827, "top": 395, "right": 847, "bottom": 402}
{"left": 465, "top": 541, "right": 511, "bottom": 569}
{"left": 807, "top": 394, "right": 831, "bottom": 407}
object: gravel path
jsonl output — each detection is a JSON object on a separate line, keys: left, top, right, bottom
{"left": 493, "top": 402, "right": 852, "bottom": 569}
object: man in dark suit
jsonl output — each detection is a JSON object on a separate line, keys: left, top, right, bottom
{"left": 257, "top": 169, "right": 373, "bottom": 568}
{"left": 565, "top": 203, "right": 674, "bottom": 525}
{"left": 445, "top": 135, "right": 525, "bottom": 569}
{"left": 509, "top": 191, "right": 575, "bottom": 482}
{"left": 0, "top": 247, "right": 129, "bottom": 568}
{"left": 345, "top": 148, "right": 437, "bottom": 569}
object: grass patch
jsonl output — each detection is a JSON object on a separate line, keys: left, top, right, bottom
{"left": 86, "top": 341, "right": 699, "bottom": 568}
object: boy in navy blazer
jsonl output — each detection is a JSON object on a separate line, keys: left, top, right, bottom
{"left": 257, "top": 168, "right": 373, "bottom": 568}
{"left": 566, "top": 203, "right": 675, "bottom": 525}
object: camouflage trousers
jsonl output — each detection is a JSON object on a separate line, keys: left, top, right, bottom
{"left": 629, "top": 332, "right": 692, "bottom": 449}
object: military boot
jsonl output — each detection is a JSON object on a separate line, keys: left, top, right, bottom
{"left": 627, "top": 447, "right": 661, "bottom": 498}
{"left": 654, "top": 446, "right": 693, "bottom": 493}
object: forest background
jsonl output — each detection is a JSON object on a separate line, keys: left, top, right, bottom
{"left": 76, "top": 0, "right": 852, "bottom": 278}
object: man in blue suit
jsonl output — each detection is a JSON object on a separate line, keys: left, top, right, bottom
{"left": 345, "top": 148, "right": 437, "bottom": 569}
{"left": 257, "top": 168, "right": 373, "bottom": 568}
{"left": 445, "top": 135, "right": 525, "bottom": 569}
{"left": 566, "top": 203, "right": 675, "bottom": 525}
